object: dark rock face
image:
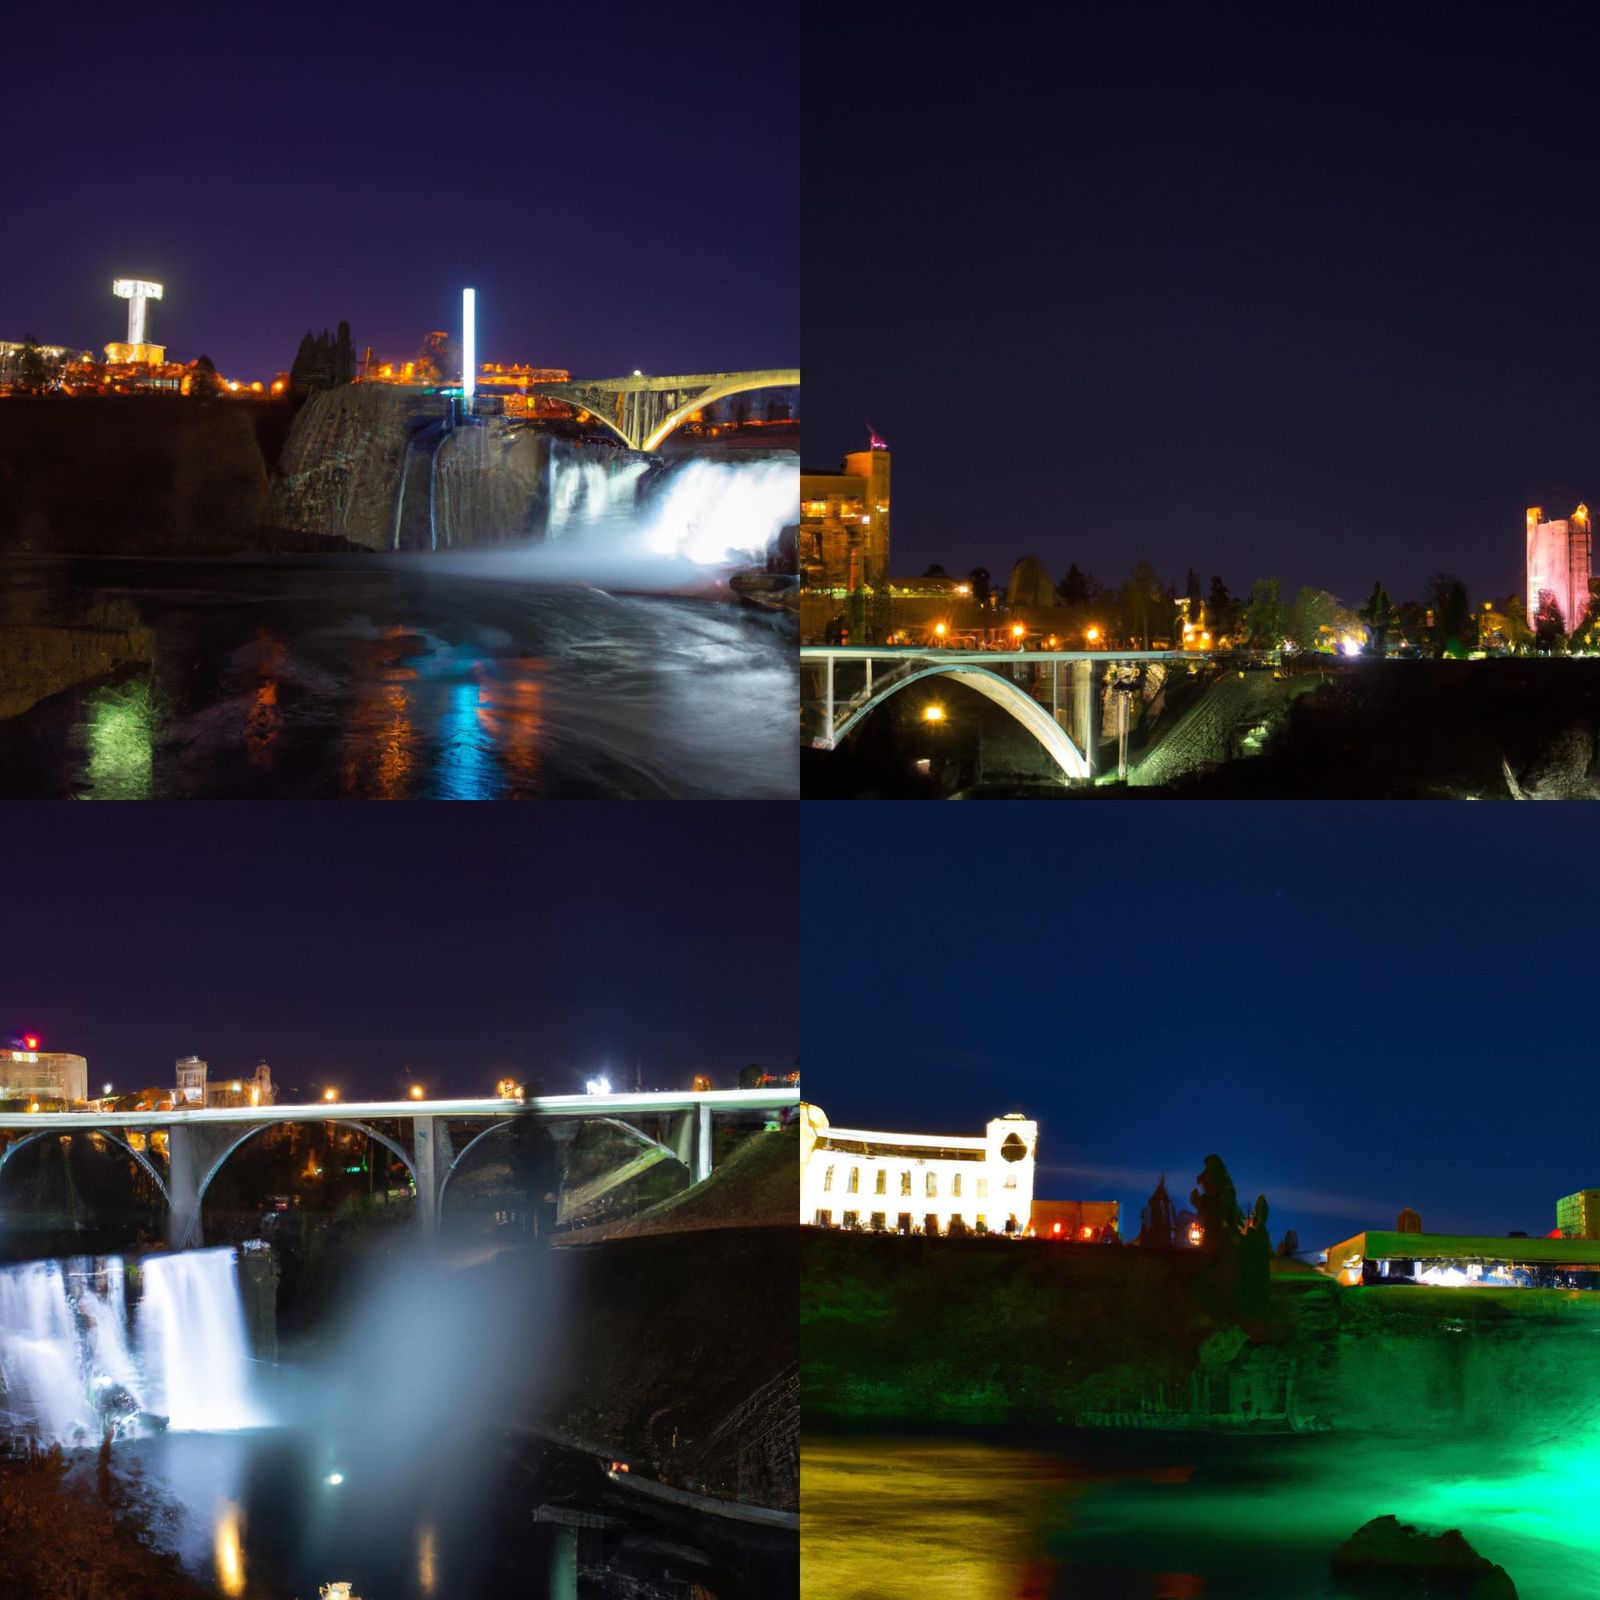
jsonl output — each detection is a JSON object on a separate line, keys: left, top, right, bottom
{"left": 1331, "top": 1515, "right": 1517, "bottom": 1599}
{"left": 0, "top": 590, "right": 154, "bottom": 720}
{"left": 1501, "top": 725, "right": 1600, "bottom": 798}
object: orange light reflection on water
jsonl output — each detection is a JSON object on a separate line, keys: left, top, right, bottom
{"left": 214, "top": 1499, "right": 245, "bottom": 1596}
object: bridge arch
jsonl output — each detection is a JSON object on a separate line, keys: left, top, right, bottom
{"left": 833, "top": 662, "right": 1091, "bottom": 781}
{"left": 179, "top": 1118, "right": 422, "bottom": 1249}
{"left": 638, "top": 370, "right": 800, "bottom": 452}
{"left": 0, "top": 1127, "right": 171, "bottom": 1201}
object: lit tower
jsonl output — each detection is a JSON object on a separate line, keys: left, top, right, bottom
{"left": 108, "top": 278, "right": 166, "bottom": 365}
{"left": 461, "top": 287, "right": 476, "bottom": 406}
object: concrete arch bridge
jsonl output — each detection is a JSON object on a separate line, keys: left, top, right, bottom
{"left": 529, "top": 369, "right": 799, "bottom": 452}
{"left": 800, "top": 645, "right": 1279, "bottom": 783}
{"left": 0, "top": 1089, "right": 795, "bottom": 1250}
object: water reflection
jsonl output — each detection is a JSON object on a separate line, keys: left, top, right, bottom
{"left": 82, "top": 679, "right": 155, "bottom": 799}
{"left": 214, "top": 1499, "right": 245, "bottom": 1596}
{"left": 0, "top": 556, "right": 797, "bottom": 799}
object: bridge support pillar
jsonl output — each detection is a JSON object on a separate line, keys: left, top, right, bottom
{"left": 412, "top": 1116, "right": 442, "bottom": 1241}
{"left": 167, "top": 1122, "right": 203, "bottom": 1250}
{"left": 694, "top": 1102, "right": 713, "bottom": 1184}
{"left": 1072, "top": 660, "right": 1097, "bottom": 777}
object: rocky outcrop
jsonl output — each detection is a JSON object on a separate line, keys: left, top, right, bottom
{"left": 0, "top": 590, "right": 154, "bottom": 720}
{"left": 1501, "top": 725, "right": 1600, "bottom": 798}
{"left": 1331, "top": 1516, "right": 1517, "bottom": 1599}
{"left": 268, "top": 384, "right": 443, "bottom": 548}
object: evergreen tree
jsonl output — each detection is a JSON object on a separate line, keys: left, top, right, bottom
{"left": 188, "top": 355, "right": 221, "bottom": 402}
{"left": 1207, "top": 575, "right": 1234, "bottom": 636}
{"left": 967, "top": 567, "right": 991, "bottom": 606}
{"left": 1239, "top": 1192, "right": 1272, "bottom": 1317}
{"left": 1276, "top": 1228, "right": 1301, "bottom": 1258}
{"left": 1425, "top": 572, "right": 1475, "bottom": 658}
{"left": 1190, "top": 1154, "right": 1243, "bottom": 1250}
{"left": 1058, "top": 563, "right": 1095, "bottom": 607}
{"left": 1359, "top": 581, "right": 1397, "bottom": 657}
{"left": 1240, "top": 578, "right": 1285, "bottom": 648}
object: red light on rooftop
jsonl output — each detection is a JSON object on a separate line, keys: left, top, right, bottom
{"left": 23, "top": 1035, "right": 39, "bottom": 1051}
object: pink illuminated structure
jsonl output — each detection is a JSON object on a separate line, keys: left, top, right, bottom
{"left": 1526, "top": 503, "right": 1592, "bottom": 632}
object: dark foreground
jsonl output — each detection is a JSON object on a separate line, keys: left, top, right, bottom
{"left": 802, "top": 1429, "right": 1587, "bottom": 1599}
{"left": 0, "top": 555, "right": 797, "bottom": 799}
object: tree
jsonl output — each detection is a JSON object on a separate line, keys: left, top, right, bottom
{"left": 1288, "top": 587, "right": 1338, "bottom": 652}
{"left": 1359, "top": 582, "right": 1397, "bottom": 657}
{"left": 1207, "top": 575, "right": 1236, "bottom": 639}
{"left": 1425, "top": 572, "right": 1475, "bottom": 658}
{"left": 188, "top": 355, "right": 221, "bottom": 402}
{"left": 1276, "top": 1228, "right": 1301, "bottom": 1258}
{"left": 1190, "top": 1154, "right": 1243, "bottom": 1250}
{"left": 1239, "top": 1192, "right": 1273, "bottom": 1316}
{"left": 1184, "top": 567, "right": 1203, "bottom": 609}
{"left": 1534, "top": 589, "right": 1568, "bottom": 654}
{"left": 1240, "top": 578, "right": 1285, "bottom": 648}
{"left": 1120, "top": 559, "right": 1167, "bottom": 649}
{"left": 967, "top": 567, "right": 991, "bottom": 606}
{"left": 1570, "top": 596, "right": 1600, "bottom": 654}
{"left": 17, "top": 333, "right": 46, "bottom": 393}
{"left": 1137, "top": 1174, "right": 1177, "bottom": 1247}
{"left": 1058, "top": 563, "right": 1096, "bottom": 608}
{"left": 924, "top": 562, "right": 948, "bottom": 577}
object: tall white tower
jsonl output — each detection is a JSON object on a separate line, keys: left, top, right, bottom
{"left": 109, "top": 279, "right": 166, "bottom": 365}
{"left": 462, "top": 287, "right": 476, "bottom": 404}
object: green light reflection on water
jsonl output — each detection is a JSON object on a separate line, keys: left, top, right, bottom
{"left": 81, "top": 678, "right": 156, "bottom": 800}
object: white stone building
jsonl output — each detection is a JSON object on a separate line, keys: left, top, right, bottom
{"left": 799, "top": 1102, "right": 1038, "bottom": 1235}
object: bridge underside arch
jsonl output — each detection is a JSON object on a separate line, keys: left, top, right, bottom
{"left": 0, "top": 1127, "right": 170, "bottom": 1200}
{"left": 639, "top": 371, "right": 800, "bottom": 453}
{"left": 833, "top": 663, "right": 1090, "bottom": 781}
{"left": 182, "top": 1119, "right": 422, "bottom": 1249}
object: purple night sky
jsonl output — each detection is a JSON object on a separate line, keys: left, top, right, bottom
{"left": 7, "top": 1, "right": 797, "bottom": 383}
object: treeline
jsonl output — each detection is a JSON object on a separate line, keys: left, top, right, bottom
{"left": 935, "top": 555, "right": 1587, "bottom": 656}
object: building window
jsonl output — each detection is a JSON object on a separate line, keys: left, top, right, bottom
{"left": 977, "top": 1178, "right": 988, "bottom": 1198}
{"left": 815, "top": 1209, "right": 832, "bottom": 1227}
{"left": 897, "top": 1213, "right": 913, "bottom": 1234}
{"left": 952, "top": 1173, "right": 962, "bottom": 1198}
{"left": 870, "top": 1212, "right": 886, "bottom": 1231}
{"left": 976, "top": 1215, "right": 988, "bottom": 1233}
{"left": 823, "top": 1165, "right": 834, "bottom": 1193}
{"left": 901, "top": 1170, "right": 912, "bottom": 1196}
{"left": 875, "top": 1170, "right": 887, "bottom": 1195}
{"left": 842, "top": 1210, "right": 859, "bottom": 1228}
{"left": 926, "top": 1171, "right": 938, "bottom": 1198}
{"left": 924, "top": 1214, "right": 940, "bottom": 1235}
{"left": 848, "top": 1167, "right": 860, "bottom": 1194}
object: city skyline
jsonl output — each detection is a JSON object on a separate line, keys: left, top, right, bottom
{"left": 801, "top": 802, "right": 1589, "bottom": 1249}
{"left": 2, "top": 805, "right": 797, "bottom": 1102}
{"left": 8, "top": 1, "right": 798, "bottom": 380}
{"left": 803, "top": 3, "right": 1600, "bottom": 604}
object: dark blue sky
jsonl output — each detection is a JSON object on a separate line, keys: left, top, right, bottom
{"left": 802, "top": 803, "right": 1583, "bottom": 1250}
{"left": 7, "top": 0, "right": 796, "bottom": 381}
{"left": 1, "top": 804, "right": 796, "bottom": 1100}
{"left": 803, "top": 1, "right": 1600, "bottom": 607}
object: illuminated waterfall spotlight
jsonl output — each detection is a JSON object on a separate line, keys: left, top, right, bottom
{"left": 462, "top": 287, "right": 476, "bottom": 404}
{"left": 137, "top": 1249, "right": 265, "bottom": 1433}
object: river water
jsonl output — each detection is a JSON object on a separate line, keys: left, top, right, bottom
{"left": 802, "top": 1432, "right": 1600, "bottom": 1599}
{"left": 0, "top": 555, "right": 796, "bottom": 798}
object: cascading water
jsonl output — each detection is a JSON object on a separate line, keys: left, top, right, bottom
{"left": 635, "top": 456, "right": 797, "bottom": 567}
{"left": 139, "top": 1249, "right": 264, "bottom": 1433}
{"left": 0, "top": 1247, "right": 264, "bottom": 1446}
{"left": 546, "top": 449, "right": 651, "bottom": 537}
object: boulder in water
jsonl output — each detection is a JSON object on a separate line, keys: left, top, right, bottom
{"left": 1331, "top": 1515, "right": 1516, "bottom": 1599}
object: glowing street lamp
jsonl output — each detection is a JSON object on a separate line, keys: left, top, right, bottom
{"left": 1086, "top": 626, "right": 1101, "bottom": 646}
{"left": 322, "top": 1087, "right": 339, "bottom": 1103}
{"left": 1011, "top": 623, "right": 1025, "bottom": 643}
{"left": 922, "top": 703, "right": 945, "bottom": 723}
{"left": 409, "top": 1084, "right": 425, "bottom": 1100}
{"left": 933, "top": 621, "right": 947, "bottom": 641}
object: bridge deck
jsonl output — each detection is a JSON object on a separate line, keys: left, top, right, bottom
{"left": 0, "top": 1088, "right": 797, "bottom": 1133}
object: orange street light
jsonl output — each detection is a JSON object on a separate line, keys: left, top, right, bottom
{"left": 409, "top": 1084, "right": 425, "bottom": 1100}
{"left": 1086, "top": 626, "right": 1101, "bottom": 645}
{"left": 922, "top": 703, "right": 946, "bottom": 723}
{"left": 322, "top": 1087, "right": 339, "bottom": 1103}
{"left": 1011, "top": 623, "right": 1025, "bottom": 640}
{"left": 933, "top": 621, "right": 947, "bottom": 639}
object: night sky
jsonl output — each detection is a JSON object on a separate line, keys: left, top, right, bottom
{"left": 803, "top": 2, "right": 1600, "bottom": 607}
{"left": 0, "top": 804, "right": 796, "bottom": 1101}
{"left": 8, "top": 0, "right": 796, "bottom": 381}
{"left": 803, "top": 802, "right": 1584, "bottom": 1250}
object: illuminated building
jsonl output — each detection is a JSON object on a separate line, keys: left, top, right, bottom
{"left": 800, "top": 441, "right": 891, "bottom": 641}
{"left": 0, "top": 1048, "right": 88, "bottom": 1104}
{"left": 1556, "top": 1190, "right": 1600, "bottom": 1239}
{"left": 0, "top": 341, "right": 92, "bottom": 387}
{"left": 1526, "top": 502, "right": 1592, "bottom": 633}
{"left": 175, "top": 1055, "right": 276, "bottom": 1108}
{"left": 462, "top": 287, "right": 476, "bottom": 404}
{"left": 1326, "top": 1228, "right": 1600, "bottom": 1289}
{"left": 799, "top": 1102, "right": 1038, "bottom": 1236}
{"left": 108, "top": 278, "right": 166, "bottom": 366}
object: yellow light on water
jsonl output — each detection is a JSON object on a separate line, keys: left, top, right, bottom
{"left": 215, "top": 1501, "right": 245, "bottom": 1596}
{"left": 418, "top": 1522, "right": 438, "bottom": 1594}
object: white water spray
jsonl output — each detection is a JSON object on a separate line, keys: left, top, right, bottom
{"left": 0, "top": 1248, "right": 264, "bottom": 1445}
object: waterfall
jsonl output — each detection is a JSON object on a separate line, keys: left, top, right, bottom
{"left": 138, "top": 1250, "right": 264, "bottom": 1433}
{"left": 637, "top": 456, "right": 798, "bottom": 566}
{"left": 547, "top": 446, "right": 651, "bottom": 537}
{"left": 0, "top": 1248, "right": 263, "bottom": 1446}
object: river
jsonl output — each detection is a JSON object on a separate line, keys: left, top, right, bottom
{"left": 0, "top": 554, "right": 796, "bottom": 798}
{"left": 801, "top": 1431, "right": 1600, "bottom": 1599}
